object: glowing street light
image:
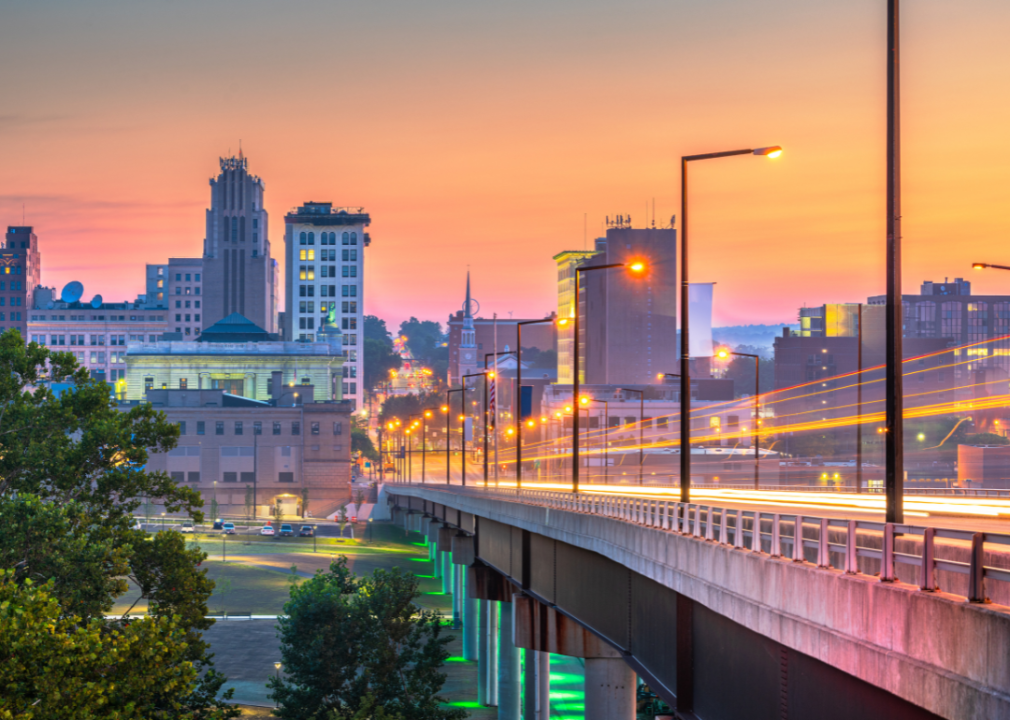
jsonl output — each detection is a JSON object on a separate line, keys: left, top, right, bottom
{"left": 679, "top": 143, "right": 781, "bottom": 503}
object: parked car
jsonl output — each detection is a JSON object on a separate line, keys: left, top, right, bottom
{"left": 260, "top": 525, "right": 275, "bottom": 536}
{"left": 299, "top": 525, "right": 315, "bottom": 537}
{"left": 180, "top": 522, "right": 194, "bottom": 533}
{"left": 222, "top": 522, "right": 237, "bottom": 534}
{"left": 212, "top": 519, "right": 224, "bottom": 530}
{"left": 278, "top": 524, "right": 294, "bottom": 537}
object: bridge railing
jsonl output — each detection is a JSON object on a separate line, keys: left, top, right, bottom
{"left": 389, "top": 481, "right": 1010, "bottom": 605}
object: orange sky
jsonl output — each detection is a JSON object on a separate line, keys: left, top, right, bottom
{"left": 2, "top": 0, "right": 1009, "bottom": 331}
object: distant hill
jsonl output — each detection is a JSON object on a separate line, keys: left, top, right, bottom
{"left": 712, "top": 324, "right": 798, "bottom": 354}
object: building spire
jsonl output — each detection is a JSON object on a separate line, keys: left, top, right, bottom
{"left": 464, "top": 270, "right": 472, "bottom": 319}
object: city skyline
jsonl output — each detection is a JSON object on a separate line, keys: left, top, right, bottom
{"left": 2, "top": 0, "right": 1010, "bottom": 332}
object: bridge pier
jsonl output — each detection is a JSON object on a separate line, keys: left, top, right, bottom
{"left": 498, "top": 600, "right": 520, "bottom": 720}
{"left": 522, "top": 649, "right": 536, "bottom": 719}
{"left": 535, "top": 651, "right": 550, "bottom": 720}
{"left": 585, "top": 657, "right": 636, "bottom": 720}
{"left": 479, "top": 599, "right": 491, "bottom": 705}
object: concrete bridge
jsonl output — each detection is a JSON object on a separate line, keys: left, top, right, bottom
{"left": 386, "top": 483, "right": 1010, "bottom": 720}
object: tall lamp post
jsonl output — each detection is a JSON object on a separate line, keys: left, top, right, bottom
{"left": 715, "top": 348, "right": 761, "bottom": 489}
{"left": 883, "top": 0, "right": 903, "bottom": 523}
{"left": 573, "top": 260, "right": 647, "bottom": 493}
{"left": 516, "top": 316, "right": 565, "bottom": 489}
{"left": 618, "top": 388, "right": 646, "bottom": 484}
{"left": 679, "top": 145, "right": 782, "bottom": 503}
{"left": 444, "top": 389, "right": 464, "bottom": 485}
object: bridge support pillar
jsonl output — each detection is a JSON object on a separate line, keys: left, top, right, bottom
{"left": 498, "top": 601, "right": 520, "bottom": 720}
{"left": 452, "top": 562, "right": 462, "bottom": 629}
{"left": 479, "top": 599, "right": 491, "bottom": 705}
{"left": 584, "top": 657, "right": 636, "bottom": 720}
{"left": 441, "top": 551, "right": 451, "bottom": 594}
{"left": 464, "top": 592, "right": 479, "bottom": 660}
{"left": 522, "top": 649, "right": 536, "bottom": 720}
{"left": 488, "top": 600, "right": 499, "bottom": 705}
{"left": 535, "top": 651, "right": 550, "bottom": 720}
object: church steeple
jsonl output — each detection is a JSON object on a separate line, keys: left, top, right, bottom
{"left": 461, "top": 271, "right": 476, "bottom": 349}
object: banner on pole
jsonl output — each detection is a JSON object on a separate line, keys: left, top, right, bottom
{"left": 688, "top": 283, "right": 715, "bottom": 357}
{"left": 488, "top": 378, "right": 496, "bottom": 427}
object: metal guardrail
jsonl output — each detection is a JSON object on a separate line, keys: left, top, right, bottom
{"left": 389, "top": 482, "right": 1010, "bottom": 604}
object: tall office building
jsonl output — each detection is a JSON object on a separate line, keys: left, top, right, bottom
{"left": 553, "top": 249, "right": 597, "bottom": 384}
{"left": 284, "top": 202, "right": 370, "bottom": 411}
{"left": 202, "top": 154, "right": 277, "bottom": 333}
{"left": 1, "top": 226, "right": 41, "bottom": 337}
{"left": 579, "top": 226, "right": 677, "bottom": 386}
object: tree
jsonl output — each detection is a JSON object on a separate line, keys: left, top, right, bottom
{"left": 0, "top": 331, "right": 236, "bottom": 718}
{"left": 721, "top": 346, "right": 774, "bottom": 399}
{"left": 269, "top": 558, "right": 465, "bottom": 720}
{"left": 398, "top": 318, "right": 444, "bottom": 363}
{"left": 531, "top": 348, "right": 557, "bottom": 370}
{"left": 364, "top": 337, "right": 402, "bottom": 391}
{"left": 0, "top": 572, "right": 200, "bottom": 720}
{"left": 365, "top": 315, "right": 394, "bottom": 346}
{"left": 245, "top": 484, "right": 254, "bottom": 519}
{"left": 352, "top": 416, "right": 379, "bottom": 463}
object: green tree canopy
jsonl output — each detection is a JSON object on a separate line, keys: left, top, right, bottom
{"left": 364, "top": 337, "right": 403, "bottom": 391}
{"left": 270, "top": 558, "right": 465, "bottom": 720}
{"left": 0, "top": 331, "right": 235, "bottom": 718}
{"left": 365, "top": 315, "right": 394, "bottom": 346}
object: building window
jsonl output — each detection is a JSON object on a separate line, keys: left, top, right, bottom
{"left": 215, "top": 421, "right": 225, "bottom": 435}
{"left": 253, "top": 421, "right": 262, "bottom": 435}
{"left": 350, "top": 232, "right": 357, "bottom": 245}
{"left": 300, "top": 232, "right": 306, "bottom": 245}
{"left": 197, "top": 421, "right": 205, "bottom": 435}
{"left": 333, "top": 421, "right": 343, "bottom": 435}
{"left": 223, "top": 472, "right": 238, "bottom": 483}
{"left": 171, "top": 471, "right": 185, "bottom": 484}
{"left": 179, "top": 378, "right": 188, "bottom": 389}
{"left": 178, "top": 421, "right": 187, "bottom": 435}
{"left": 311, "top": 421, "right": 320, "bottom": 435}
{"left": 188, "top": 471, "right": 200, "bottom": 483}
{"left": 342, "top": 232, "right": 349, "bottom": 245}
{"left": 235, "top": 421, "right": 243, "bottom": 435}
{"left": 279, "top": 472, "right": 294, "bottom": 483}
{"left": 145, "top": 377, "right": 154, "bottom": 391}
{"left": 273, "top": 421, "right": 282, "bottom": 435}
{"left": 292, "top": 421, "right": 301, "bottom": 435}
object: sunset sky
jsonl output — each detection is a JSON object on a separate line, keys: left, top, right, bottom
{"left": 2, "top": 0, "right": 1010, "bottom": 331}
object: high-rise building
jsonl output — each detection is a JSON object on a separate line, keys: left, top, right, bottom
{"left": 202, "top": 154, "right": 277, "bottom": 334}
{"left": 553, "top": 250, "right": 597, "bottom": 384}
{"left": 145, "top": 258, "right": 204, "bottom": 338}
{"left": 1, "top": 226, "right": 41, "bottom": 337}
{"left": 284, "top": 202, "right": 370, "bottom": 411}
{"left": 578, "top": 226, "right": 677, "bottom": 386}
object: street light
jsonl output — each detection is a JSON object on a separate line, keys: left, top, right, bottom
{"left": 972, "top": 262, "right": 1010, "bottom": 272}
{"left": 516, "top": 315, "right": 563, "bottom": 489}
{"left": 715, "top": 348, "right": 761, "bottom": 489}
{"left": 680, "top": 145, "right": 781, "bottom": 503}
{"left": 573, "top": 260, "right": 647, "bottom": 493}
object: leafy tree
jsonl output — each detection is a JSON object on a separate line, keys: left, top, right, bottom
{"left": 720, "top": 345, "right": 774, "bottom": 399}
{"left": 269, "top": 558, "right": 465, "bottom": 720}
{"left": 964, "top": 432, "right": 1009, "bottom": 446}
{"left": 379, "top": 392, "right": 442, "bottom": 425}
{"left": 0, "top": 331, "right": 236, "bottom": 718}
{"left": 0, "top": 572, "right": 200, "bottom": 720}
{"left": 365, "top": 315, "right": 394, "bottom": 346}
{"left": 364, "top": 337, "right": 403, "bottom": 391}
{"left": 352, "top": 416, "right": 379, "bottom": 463}
{"left": 398, "top": 318, "right": 444, "bottom": 362}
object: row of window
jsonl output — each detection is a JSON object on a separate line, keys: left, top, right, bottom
{"left": 298, "top": 249, "right": 358, "bottom": 262}
{"left": 0, "top": 312, "right": 23, "bottom": 321}
{"left": 298, "top": 284, "right": 358, "bottom": 298}
{"left": 170, "top": 471, "right": 348, "bottom": 484}
{"left": 179, "top": 420, "right": 343, "bottom": 436}
{"left": 176, "top": 273, "right": 201, "bottom": 282}
{"left": 341, "top": 365, "right": 357, "bottom": 378}
{"left": 298, "top": 265, "right": 358, "bottom": 280}
{"left": 342, "top": 382, "right": 358, "bottom": 395}
{"left": 0, "top": 297, "right": 24, "bottom": 307}
{"left": 175, "top": 300, "right": 200, "bottom": 309}
{"left": 299, "top": 231, "right": 358, "bottom": 246}
{"left": 175, "top": 313, "right": 201, "bottom": 323}
{"left": 176, "top": 286, "right": 200, "bottom": 295}
{"left": 0, "top": 281, "right": 23, "bottom": 290}
{"left": 2, "top": 266, "right": 23, "bottom": 275}
{"left": 30, "top": 314, "right": 165, "bottom": 322}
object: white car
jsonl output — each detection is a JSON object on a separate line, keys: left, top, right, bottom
{"left": 260, "top": 525, "right": 275, "bottom": 536}
{"left": 180, "top": 522, "right": 195, "bottom": 534}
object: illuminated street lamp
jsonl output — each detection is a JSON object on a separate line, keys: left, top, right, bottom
{"left": 973, "top": 262, "right": 1010, "bottom": 272}
{"left": 715, "top": 347, "right": 761, "bottom": 489}
{"left": 680, "top": 145, "right": 781, "bottom": 503}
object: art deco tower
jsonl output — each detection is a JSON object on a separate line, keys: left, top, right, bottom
{"left": 202, "top": 153, "right": 278, "bottom": 333}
